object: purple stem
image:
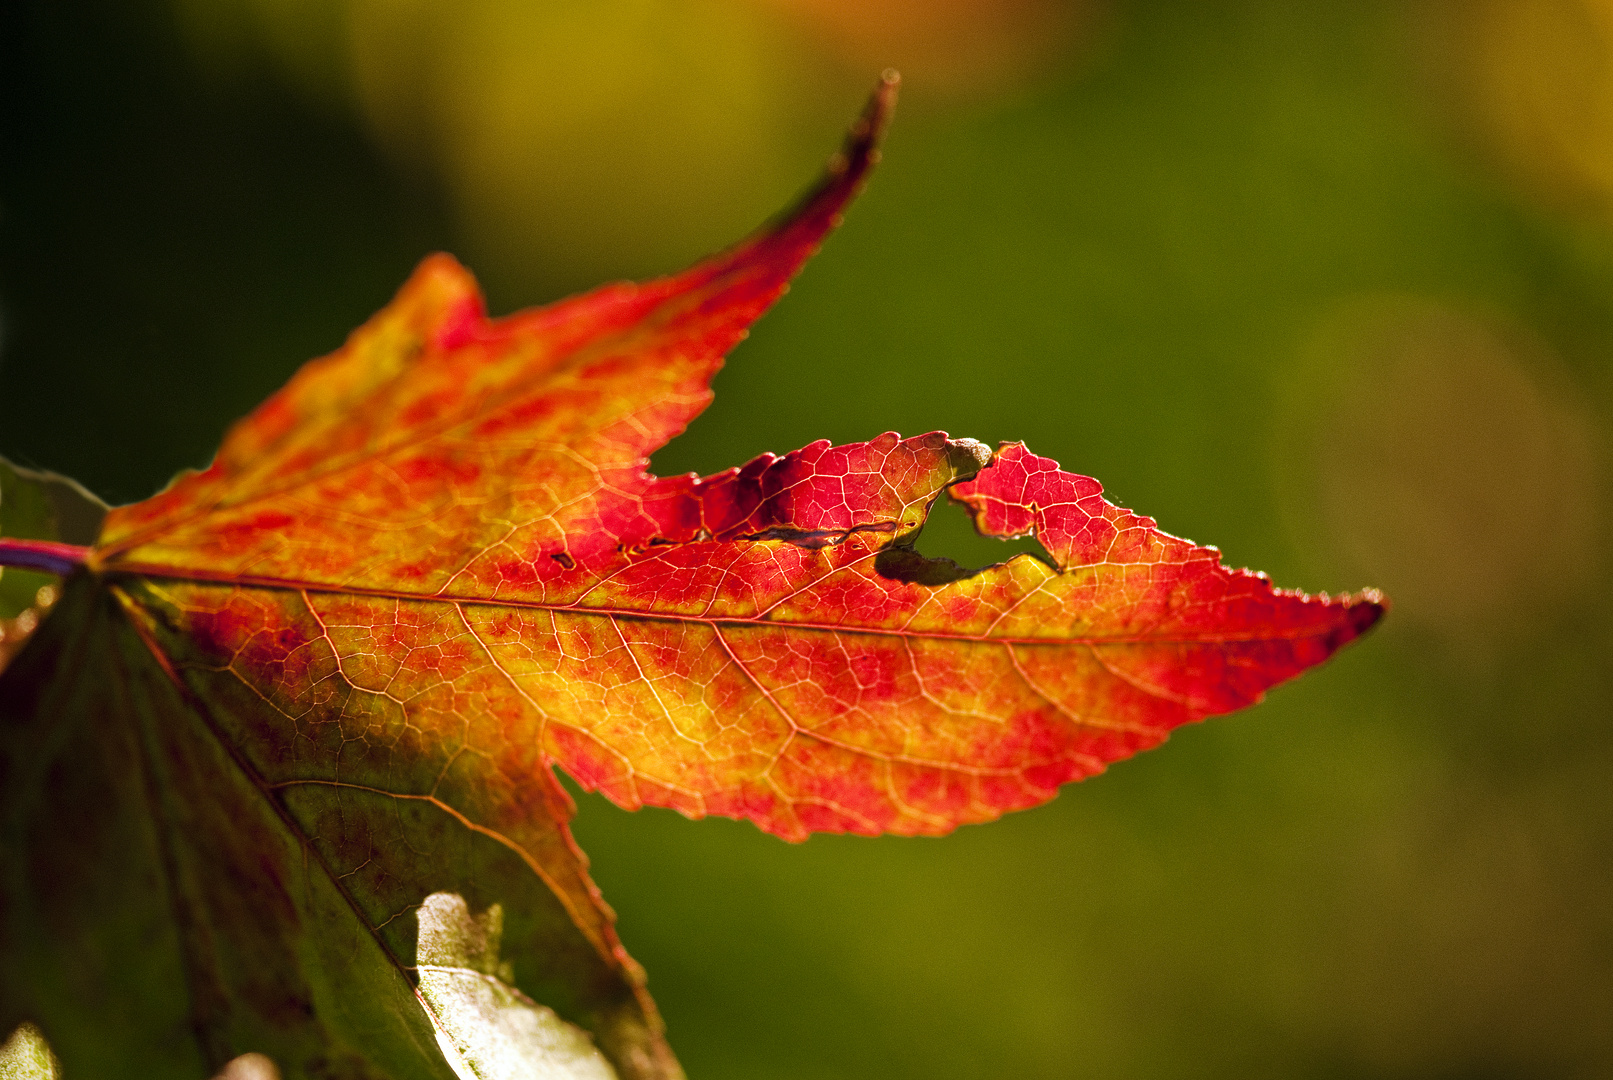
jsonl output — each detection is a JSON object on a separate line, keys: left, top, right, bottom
{"left": 0, "top": 538, "right": 91, "bottom": 576}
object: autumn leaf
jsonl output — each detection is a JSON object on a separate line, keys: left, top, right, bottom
{"left": 0, "top": 74, "right": 1383, "bottom": 1079}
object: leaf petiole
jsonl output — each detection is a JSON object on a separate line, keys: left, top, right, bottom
{"left": 0, "top": 538, "right": 90, "bottom": 575}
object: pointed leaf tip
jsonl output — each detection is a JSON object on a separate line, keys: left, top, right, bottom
{"left": 770, "top": 73, "right": 896, "bottom": 243}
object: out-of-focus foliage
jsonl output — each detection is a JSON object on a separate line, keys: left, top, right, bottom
{"left": 1435, "top": 0, "right": 1613, "bottom": 222}
{"left": 167, "top": 0, "right": 1099, "bottom": 293}
{"left": 1, "top": 0, "right": 1609, "bottom": 1078}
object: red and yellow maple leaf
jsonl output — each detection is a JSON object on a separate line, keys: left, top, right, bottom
{"left": 0, "top": 76, "right": 1382, "bottom": 1079}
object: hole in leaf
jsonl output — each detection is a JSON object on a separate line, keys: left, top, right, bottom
{"left": 878, "top": 494, "right": 1055, "bottom": 584}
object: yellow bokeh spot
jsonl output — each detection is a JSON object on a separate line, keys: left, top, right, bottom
{"left": 1449, "top": 0, "right": 1613, "bottom": 215}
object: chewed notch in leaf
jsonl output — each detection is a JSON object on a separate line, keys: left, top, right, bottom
{"left": 0, "top": 73, "right": 1382, "bottom": 1078}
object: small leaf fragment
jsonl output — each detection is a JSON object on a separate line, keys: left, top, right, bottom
{"left": 0, "top": 1023, "right": 60, "bottom": 1080}
{"left": 211, "top": 1054, "right": 281, "bottom": 1080}
{"left": 0, "top": 457, "right": 106, "bottom": 671}
{"left": 417, "top": 894, "right": 617, "bottom": 1080}
{"left": 0, "top": 457, "right": 108, "bottom": 551}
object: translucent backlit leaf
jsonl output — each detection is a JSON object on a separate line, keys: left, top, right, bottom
{"left": 0, "top": 75, "right": 1382, "bottom": 1078}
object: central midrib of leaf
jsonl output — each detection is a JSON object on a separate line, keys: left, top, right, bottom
{"left": 99, "top": 563, "right": 1336, "bottom": 646}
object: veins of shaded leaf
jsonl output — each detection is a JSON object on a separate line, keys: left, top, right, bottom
{"left": 372, "top": 901, "right": 420, "bottom": 936}
{"left": 337, "top": 855, "right": 375, "bottom": 882}
{"left": 113, "top": 616, "right": 209, "bottom": 1046}
{"left": 298, "top": 593, "right": 431, "bottom": 783}
{"left": 112, "top": 585, "right": 434, "bottom": 1037}
{"left": 270, "top": 779, "right": 608, "bottom": 955}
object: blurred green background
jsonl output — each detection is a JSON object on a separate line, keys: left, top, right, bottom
{"left": 4, "top": 0, "right": 1611, "bottom": 1076}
